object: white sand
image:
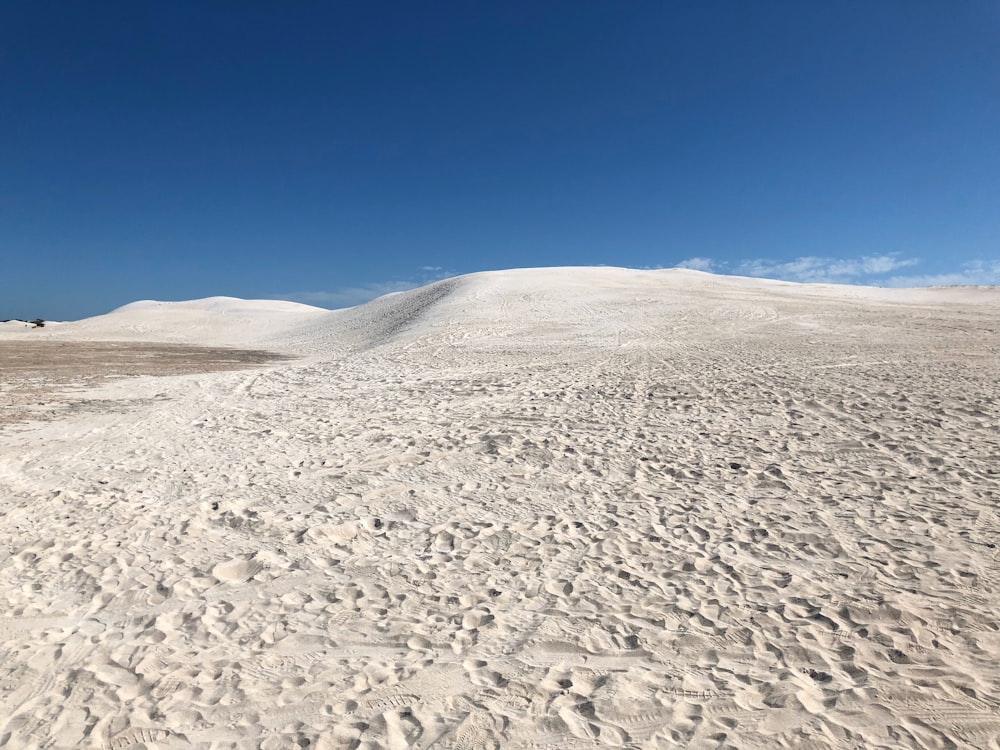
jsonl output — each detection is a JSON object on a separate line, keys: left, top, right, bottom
{"left": 1, "top": 267, "right": 998, "bottom": 749}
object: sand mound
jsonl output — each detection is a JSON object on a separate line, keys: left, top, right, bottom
{"left": 0, "top": 267, "right": 998, "bottom": 748}
{"left": 4, "top": 268, "right": 996, "bottom": 355}
{"left": 4, "top": 296, "right": 328, "bottom": 349}
{"left": 275, "top": 266, "right": 1000, "bottom": 355}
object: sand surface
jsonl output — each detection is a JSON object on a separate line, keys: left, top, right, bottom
{"left": 0, "top": 268, "right": 998, "bottom": 749}
{"left": 0, "top": 342, "right": 293, "bottom": 427}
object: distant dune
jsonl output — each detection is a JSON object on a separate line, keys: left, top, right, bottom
{"left": 5, "top": 267, "right": 996, "bottom": 352}
{"left": 0, "top": 267, "right": 998, "bottom": 748}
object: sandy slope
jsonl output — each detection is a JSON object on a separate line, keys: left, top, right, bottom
{"left": 0, "top": 268, "right": 998, "bottom": 749}
{"left": 12, "top": 297, "right": 329, "bottom": 348}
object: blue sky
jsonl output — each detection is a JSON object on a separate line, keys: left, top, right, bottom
{"left": 2, "top": 2, "right": 998, "bottom": 320}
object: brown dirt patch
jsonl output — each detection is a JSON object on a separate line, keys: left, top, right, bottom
{"left": 0, "top": 341, "right": 294, "bottom": 427}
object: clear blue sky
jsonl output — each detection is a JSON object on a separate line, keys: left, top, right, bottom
{"left": 2, "top": 2, "right": 998, "bottom": 320}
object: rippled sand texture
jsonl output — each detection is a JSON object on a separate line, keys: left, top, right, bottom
{"left": 0, "top": 269, "right": 997, "bottom": 749}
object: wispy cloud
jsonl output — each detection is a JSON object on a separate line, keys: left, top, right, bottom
{"left": 271, "top": 267, "right": 454, "bottom": 309}
{"left": 884, "top": 260, "right": 1000, "bottom": 288}
{"left": 734, "top": 254, "right": 919, "bottom": 283}
{"left": 675, "top": 256, "right": 717, "bottom": 272}
{"left": 673, "top": 253, "right": 1000, "bottom": 287}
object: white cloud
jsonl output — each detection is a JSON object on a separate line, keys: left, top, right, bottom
{"left": 858, "top": 255, "right": 919, "bottom": 274}
{"left": 675, "top": 257, "right": 717, "bottom": 272}
{"left": 275, "top": 282, "right": 425, "bottom": 308}
{"left": 734, "top": 253, "right": 918, "bottom": 283}
{"left": 885, "top": 260, "right": 1000, "bottom": 288}
{"left": 271, "top": 267, "right": 455, "bottom": 309}
{"left": 671, "top": 253, "right": 1000, "bottom": 287}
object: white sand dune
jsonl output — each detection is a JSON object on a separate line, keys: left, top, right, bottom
{"left": 1, "top": 267, "right": 998, "bottom": 749}
{"left": 13, "top": 296, "right": 329, "bottom": 348}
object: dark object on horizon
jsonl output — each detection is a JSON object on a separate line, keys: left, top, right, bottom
{"left": 30, "top": 319, "right": 45, "bottom": 328}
